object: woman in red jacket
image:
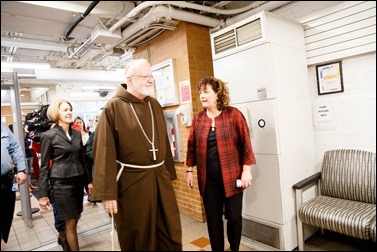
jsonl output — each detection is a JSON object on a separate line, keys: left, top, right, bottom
{"left": 185, "top": 77, "right": 256, "bottom": 251}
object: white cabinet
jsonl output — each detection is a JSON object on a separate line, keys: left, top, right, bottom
{"left": 233, "top": 100, "right": 279, "bottom": 155}
{"left": 211, "top": 11, "right": 315, "bottom": 250}
{"left": 213, "top": 43, "right": 276, "bottom": 102}
{"left": 243, "top": 153, "right": 282, "bottom": 222}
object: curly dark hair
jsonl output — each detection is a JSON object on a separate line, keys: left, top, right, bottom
{"left": 198, "top": 77, "right": 230, "bottom": 110}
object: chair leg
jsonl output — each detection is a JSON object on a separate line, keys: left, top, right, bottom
{"left": 295, "top": 190, "right": 305, "bottom": 251}
{"left": 297, "top": 218, "right": 304, "bottom": 251}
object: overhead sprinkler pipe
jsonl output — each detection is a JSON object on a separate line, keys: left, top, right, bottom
{"left": 64, "top": 1, "right": 100, "bottom": 40}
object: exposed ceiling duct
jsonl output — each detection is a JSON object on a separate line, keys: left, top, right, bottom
{"left": 104, "top": 1, "right": 271, "bottom": 52}
{"left": 1, "top": 1, "right": 293, "bottom": 71}
{"left": 109, "top": 1, "right": 263, "bottom": 32}
{"left": 105, "top": 5, "right": 223, "bottom": 51}
{"left": 225, "top": 1, "right": 292, "bottom": 25}
{"left": 1, "top": 1, "right": 296, "bottom": 103}
{"left": 104, "top": 1, "right": 293, "bottom": 58}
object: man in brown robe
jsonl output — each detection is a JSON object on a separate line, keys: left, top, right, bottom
{"left": 92, "top": 59, "right": 182, "bottom": 251}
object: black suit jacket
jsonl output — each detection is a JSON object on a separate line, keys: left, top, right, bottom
{"left": 38, "top": 124, "right": 92, "bottom": 198}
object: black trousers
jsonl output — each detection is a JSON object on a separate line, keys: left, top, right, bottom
{"left": 203, "top": 177, "right": 243, "bottom": 251}
{"left": 1, "top": 171, "right": 16, "bottom": 243}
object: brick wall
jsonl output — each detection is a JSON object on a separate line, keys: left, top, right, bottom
{"left": 133, "top": 21, "right": 214, "bottom": 222}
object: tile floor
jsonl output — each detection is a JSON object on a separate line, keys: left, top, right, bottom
{"left": 5, "top": 188, "right": 375, "bottom": 251}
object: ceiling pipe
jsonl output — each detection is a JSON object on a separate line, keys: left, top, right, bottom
{"left": 70, "top": 2, "right": 270, "bottom": 63}
{"left": 104, "top": 2, "right": 289, "bottom": 53}
{"left": 104, "top": 1, "right": 129, "bottom": 28}
{"left": 126, "top": 28, "right": 167, "bottom": 47}
{"left": 68, "top": 38, "right": 94, "bottom": 58}
{"left": 225, "top": 1, "right": 293, "bottom": 26}
{"left": 105, "top": 52, "right": 133, "bottom": 71}
{"left": 20, "top": 1, "right": 292, "bottom": 67}
{"left": 63, "top": 1, "right": 100, "bottom": 40}
{"left": 109, "top": 1, "right": 259, "bottom": 33}
{"left": 73, "top": 49, "right": 102, "bottom": 69}
{"left": 105, "top": 5, "right": 222, "bottom": 51}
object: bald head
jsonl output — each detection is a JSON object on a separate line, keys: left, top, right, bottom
{"left": 125, "top": 59, "right": 154, "bottom": 99}
{"left": 125, "top": 59, "right": 150, "bottom": 78}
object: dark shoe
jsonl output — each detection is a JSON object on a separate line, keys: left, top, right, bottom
{"left": 58, "top": 231, "right": 71, "bottom": 251}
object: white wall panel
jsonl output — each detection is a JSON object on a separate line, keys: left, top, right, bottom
{"left": 302, "top": 1, "right": 376, "bottom": 65}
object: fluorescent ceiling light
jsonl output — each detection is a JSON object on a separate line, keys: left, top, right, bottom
{"left": 81, "top": 85, "right": 116, "bottom": 90}
{"left": 1, "top": 37, "right": 67, "bottom": 52}
{"left": 1, "top": 62, "right": 51, "bottom": 70}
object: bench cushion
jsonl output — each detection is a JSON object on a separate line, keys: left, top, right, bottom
{"left": 370, "top": 217, "right": 376, "bottom": 242}
{"left": 299, "top": 195, "right": 375, "bottom": 240}
{"left": 321, "top": 149, "right": 376, "bottom": 204}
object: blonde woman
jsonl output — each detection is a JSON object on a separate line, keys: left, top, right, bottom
{"left": 38, "top": 99, "right": 93, "bottom": 251}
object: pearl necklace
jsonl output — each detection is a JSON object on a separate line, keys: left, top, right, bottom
{"left": 129, "top": 102, "right": 158, "bottom": 160}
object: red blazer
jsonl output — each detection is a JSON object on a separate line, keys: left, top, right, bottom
{"left": 186, "top": 106, "right": 256, "bottom": 198}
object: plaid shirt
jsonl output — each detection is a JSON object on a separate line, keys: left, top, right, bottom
{"left": 186, "top": 106, "right": 256, "bottom": 198}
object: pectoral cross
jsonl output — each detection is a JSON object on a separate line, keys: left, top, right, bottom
{"left": 150, "top": 143, "right": 159, "bottom": 161}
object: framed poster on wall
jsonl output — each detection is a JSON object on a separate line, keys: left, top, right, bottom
{"left": 316, "top": 61, "right": 344, "bottom": 95}
{"left": 152, "top": 59, "right": 178, "bottom": 107}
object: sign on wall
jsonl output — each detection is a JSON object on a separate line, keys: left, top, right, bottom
{"left": 152, "top": 59, "right": 178, "bottom": 107}
{"left": 316, "top": 61, "right": 344, "bottom": 95}
{"left": 178, "top": 80, "right": 192, "bottom": 104}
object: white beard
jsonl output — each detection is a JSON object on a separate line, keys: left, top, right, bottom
{"left": 137, "top": 86, "right": 154, "bottom": 96}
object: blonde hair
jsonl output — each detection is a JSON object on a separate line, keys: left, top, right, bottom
{"left": 47, "top": 99, "right": 73, "bottom": 123}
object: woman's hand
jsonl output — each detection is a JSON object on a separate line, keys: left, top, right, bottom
{"left": 86, "top": 183, "right": 93, "bottom": 195}
{"left": 241, "top": 165, "right": 252, "bottom": 188}
{"left": 185, "top": 168, "right": 194, "bottom": 189}
{"left": 39, "top": 196, "right": 51, "bottom": 210}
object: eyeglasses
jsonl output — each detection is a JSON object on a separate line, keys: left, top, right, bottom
{"left": 131, "top": 75, "right": 154, "bottom": 80}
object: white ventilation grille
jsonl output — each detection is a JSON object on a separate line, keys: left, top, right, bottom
{"left": 213, "top": 30, "right": 236, "bottom": 54}
{"left": 236, "top": 18, "right": 262, "bottom": 46}
{"left": 213, "top": 18, "right": 262, "bottom": 55}
{"left": 242, "top": 218, "right": 280, "bottom": 249}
